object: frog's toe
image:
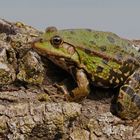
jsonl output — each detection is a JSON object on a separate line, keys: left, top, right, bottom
{"left": 66, "top": 87, "right": 90, "bottom": 101}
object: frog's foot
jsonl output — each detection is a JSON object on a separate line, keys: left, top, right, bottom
{"left": 65, "top": 69, "right": 90, "bottom": 101}
{"left": 66, "top": 87, "right": 89, "bottom": 101}
{"left": 116, "top": 68, "right": 140, "bottom": 120}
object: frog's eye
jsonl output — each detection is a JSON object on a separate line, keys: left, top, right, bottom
{"left": 50, "top": 35, "right": 63, "bottom": 47}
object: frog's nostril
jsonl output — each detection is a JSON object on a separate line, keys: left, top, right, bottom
{"left": 50, "top": 35, "right": 63, "bottom": 47}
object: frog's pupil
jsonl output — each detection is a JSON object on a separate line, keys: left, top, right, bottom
{"left": 51, "top": 35, "right": 62, "bottom": 46}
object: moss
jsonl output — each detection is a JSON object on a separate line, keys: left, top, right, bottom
{"left": 37, "top": 93, "right": 51, "bottom": 102}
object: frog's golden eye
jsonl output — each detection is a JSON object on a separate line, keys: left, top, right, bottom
{"left": 50, "top": 35, "right": 63, "bottom": 47}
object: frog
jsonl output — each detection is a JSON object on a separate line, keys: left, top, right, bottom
{"left": 32, "top": 27, "right": 140, "bottom": 120}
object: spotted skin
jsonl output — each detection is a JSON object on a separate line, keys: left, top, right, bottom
{"left": 117, "top": 68, "right": 140, "bottom": 119}
{"left": 33, "top": 28, "right": 140, "bottom": 119}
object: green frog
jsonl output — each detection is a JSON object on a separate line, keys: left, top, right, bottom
{"left": 32, "top": 27, "right": 140, "bottom": 120}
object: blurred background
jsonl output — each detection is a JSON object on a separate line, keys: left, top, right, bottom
{"left": 0, "top": 0, "right": 140, "bottom": 39}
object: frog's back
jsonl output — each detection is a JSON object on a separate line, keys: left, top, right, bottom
{"left": 57, "top": 29, "right": 140, "bottom": 87}
{"left": 58, "top": 29, "right": 140, "bottom": 61}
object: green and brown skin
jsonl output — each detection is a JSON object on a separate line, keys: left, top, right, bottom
{"left": 33, "top": 27, "right": 140, "bottom": 120}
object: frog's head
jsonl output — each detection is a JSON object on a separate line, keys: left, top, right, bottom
{"left": 32, "top": 28, "right": 81, "bottom": 71}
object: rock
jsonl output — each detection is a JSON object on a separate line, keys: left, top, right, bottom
{"left": 0, "top": 101, "right": 81, "bottom": 140}
{"left": 0, "top": 41, "right": 16, "bottom": 85}
{"left": 0, "top": 19, "right": 44, "bottom": 85}
{"left": 93, "top": 112, "right": 134, "bottom": 140}
{"left": 17, "top": 51, "right": 45, "bottom": 84}
{"left": 0, "top": 18, "right": 18, "bottom": 35}
{"left": 70, "top": 128, "right": 90, "bottom": 140}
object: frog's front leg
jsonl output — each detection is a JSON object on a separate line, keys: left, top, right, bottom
{"left": 66, "top": 69, "right": 90, "bottom": 101}
{"left": 116, "top": 68, "right": 140, "bottom": 120}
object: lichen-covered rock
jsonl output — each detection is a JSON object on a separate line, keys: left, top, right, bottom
{"left": 0, "top": 92, "right": 138, "bottom": 140}
{"left": 0, "top": 100, "right": 82, "bottom": 140}
{"left": 9, "top": 21, "right": 42, "bottom": 55}
{"left": 87, "top": 112, "right": 134, "bottom": 140}
{"left": 0, "top": 18, "right": 18, "bottom": 35}
{"left": 0, "top": 19, "right": 44, "bottom": 85}
{"left": 17, "top": 51, "right": 45, "bottom": 84}
{"left": 70, "top": 128, "right": 90, "bottom": 140}
{"left": 0, "top": 41, "right": 16, "bottom": 85}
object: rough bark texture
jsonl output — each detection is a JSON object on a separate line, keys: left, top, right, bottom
{"left": 0, "top": 18, "right": 140, "bottom": 140}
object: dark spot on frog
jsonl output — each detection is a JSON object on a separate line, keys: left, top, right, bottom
{"left": 133, "top": 72, "right": 140, "bottom": 82}
{"left": 70, "top": 31, "right": 75, "bottom": 34}
{"left": 133, "top": 95, "right": 140, "bottom": 108}
{"left": 116, "top": 102, "right": 124, "bottom": 112}
{"left": 126, "top": 58, "right": 135, "bottom": 64}
{"left": 107, "top": 36, "right": 115, "bottom": 43}
{"left": 109, "top": 69, "right": 122, "bottom": 84}
{"left": 120, "top": 59, "right": 135, "bottom": 73}
{"left": 94, "top": 34, "right": 99, "bottom": 39}
{"left": 67, "top": 36, "right": 72, "bottom": 40}
{"left": 84, "top": 48, "right": 92, "bottom": 54}
{"left": 120, "top": 66, "right": 130, "bottom": 75}
{"left": 89, "top": 40, "right": 96, "bottom": 45}
{"left": 130, "top": 52, "right": 134, "bottom": 57}
{"left": 121, "top": 86, "right": 135, "bottom": 98}
{"left": 83, "top": 61, "right": 87, "bottom": 65}
{"left": 116, "top": 53, "right": 123, "bottom": 61}
{"left": 100, "top": 45, "right": 107, "bottom": 52}
{"left": 102, "top": 59, "right": 109, "bottom": 65}
{"left": 96, "top": 66, "right": 104, "bottom": 73}
{"left": 86, "top": 29, "right": 92, "bottom": 32}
